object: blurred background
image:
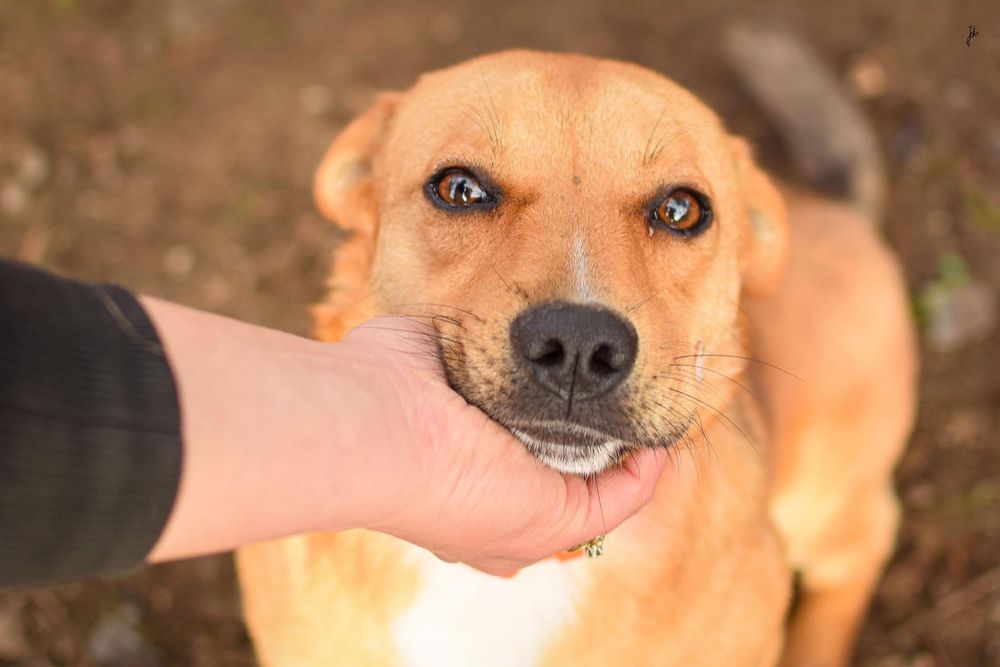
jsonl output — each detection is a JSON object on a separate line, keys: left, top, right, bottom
{"left": 0, "top": 1, "right": 997, "bottom": 665}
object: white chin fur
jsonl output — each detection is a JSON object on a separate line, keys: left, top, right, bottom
{"left": 511, "top": 428, "right": 623, "bottom": 475}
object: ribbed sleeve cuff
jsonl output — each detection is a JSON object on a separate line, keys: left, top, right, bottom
{"left": 0, "top": 259, "right": 182, "bottom": 588}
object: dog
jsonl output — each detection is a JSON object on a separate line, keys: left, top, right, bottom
{"left": 237, "top": 36, "right": 916, "bottom": 666}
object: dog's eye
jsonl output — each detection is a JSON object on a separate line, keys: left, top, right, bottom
{"left": 651, "top": 189, "right": 712, "bottom": 236}
{"left": 430, "top": 168, "right": 492, "bottom": 208}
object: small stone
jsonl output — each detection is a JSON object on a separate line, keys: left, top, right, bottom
{"left": 848, "top": 54, "right": 887, "bottom": 98}
{"left": 163, "top": 245, "right": 196, "bottom": 278}
{"left": 0, "top": 183, "right": 29, "bottom": 217}
{"left": 941, "top": 408, "right": 987, "bottom": 448}
{"left": 905, "top": 483, "right": 936, "bottom": 509}
{"left": 944, "top": 79, "right": 974, "bottom": 111}
{"left": 299, "top": 84, "right": 333, "bottom": 118}
{"left": 87, "top": 603, "right": 159, "bottom": 667}
{"left": 923, "top": 280, "right": 998, "bottom": 353}
{"left": 18, "top": 146, "right": 50, "bottom": 190}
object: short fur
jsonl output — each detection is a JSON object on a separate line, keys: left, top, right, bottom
{"left": 237, "top": 50, "right": 916, "bottom": 666}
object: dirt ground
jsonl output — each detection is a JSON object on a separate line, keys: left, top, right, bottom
{"left": 1, "top": 1, "right": 998, "bottom": 665}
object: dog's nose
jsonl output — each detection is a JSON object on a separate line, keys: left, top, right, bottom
{"left": 510, "top": 302, "right": 638, "bottom": 401}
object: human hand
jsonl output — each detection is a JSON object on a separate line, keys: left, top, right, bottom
{"left": 144, "top": 301, "right": 667, "bottom": 572}
{"left": 332, "top": 316, "right": 670, "bottom": 575}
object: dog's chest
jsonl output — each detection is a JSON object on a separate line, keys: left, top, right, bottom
{"left": 391, "top": 545, "right": 584, "bottom": 667}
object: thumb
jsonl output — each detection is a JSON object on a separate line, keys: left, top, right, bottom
{"left": 552, "top": 447, "right": 669, "bottom": 553}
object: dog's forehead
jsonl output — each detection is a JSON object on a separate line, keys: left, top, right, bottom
{"left": 386, "top": 51, "right": 725, "bottom": 170}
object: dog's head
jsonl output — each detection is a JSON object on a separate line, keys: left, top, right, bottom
{"left": 314, "top": 51, "right": 787, "bottom": 475}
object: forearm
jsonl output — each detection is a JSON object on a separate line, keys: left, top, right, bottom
{"left": 143, "top": 297, "right": 380, "bottom": 562}
{"left": 1, "top": 261, "right": 666, "bottom": 583}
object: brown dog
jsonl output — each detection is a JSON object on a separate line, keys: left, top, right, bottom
{"left": 237, "top": 43, "right": 916, "bottom": 666}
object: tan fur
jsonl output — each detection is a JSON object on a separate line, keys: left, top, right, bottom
{"left": 237, "top": 51, "right": 916, "bottom": 667}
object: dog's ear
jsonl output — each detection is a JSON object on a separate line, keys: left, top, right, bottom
{"left": 311, "top": 93, "right": 400, "bottom": 342}
{"left": 314, "top": 92, "right": 401, "bottom": 240}
{"left": 730, "top": 137, "right": 789, "bottom": 296}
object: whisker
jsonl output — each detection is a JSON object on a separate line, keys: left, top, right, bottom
{"left": 670, "top": 363, "right": 770, "bottom": 416}
{"left": 692, "top": 411, "right": 718, "bottom": 466}
{"left": 646, "top": 396, "right": 696, "bottom": 445}
{"left": 625, "top": 286, "right": 672, "bottom": 313}
{"left": 490, "top": 263, "right": 524, "bottom": 302}
{"left": 664, "top": 367, "right": 730, "bottom": 402}
{"left": 667, "top": 387, "right": 762, "bottom": 462}
{"left": 390, "top": 302, "right": 486, "bottom": 324}
{"left": 672, "top": 353, "right": 803, "bottom": 382}
{"left": 593, "top": 475, "right": 608, "bottom": 538}
{"left": 390, "top": 312, "right": 466, "bottom": 330}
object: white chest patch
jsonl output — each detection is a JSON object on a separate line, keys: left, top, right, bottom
{"left": 392, "top": 546, "right": 581, "bottom": 667}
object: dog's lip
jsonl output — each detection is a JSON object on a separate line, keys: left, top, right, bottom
{"left": 509, "top": 422, "right": 629, "bottom": 475}
{"left": 509, "top": 420, "right": 620, "bottom": 448}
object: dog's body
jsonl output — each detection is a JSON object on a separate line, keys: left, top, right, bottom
{"left": 238, "top": 47, "right": 916, "bottom": 667}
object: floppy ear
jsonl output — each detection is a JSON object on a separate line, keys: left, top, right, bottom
{"left": 730, "top": 137, "right": 789, "bottom": 296}
{"left": 314, "top": 92, "right": 401, "bottom": 238}
{"left": 312, "top": 93, "right": 400, "bottom": 341}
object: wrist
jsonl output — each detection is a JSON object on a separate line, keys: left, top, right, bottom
{"left": 144, "top": 298, "right": 386, "bottom": 561}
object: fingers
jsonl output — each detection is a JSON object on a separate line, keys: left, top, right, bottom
{"left": 552, "top": 447, "right": 670, "bottom": 553}
{"left": 347, "top": 314, "right": 673, "bottom": 574}
{"left": 462, "top": 450, "right": 670, "bottom": 576}
{"left": 432, "top": 549, "right": 537, "bottom": 578}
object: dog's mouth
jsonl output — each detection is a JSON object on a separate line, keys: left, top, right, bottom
{"left": 509, "top": 420, "right": 633, "bottom": 476}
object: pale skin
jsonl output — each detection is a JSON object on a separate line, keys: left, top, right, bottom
{"left": 143, "top": 297, "right": 668, "bottom": 575}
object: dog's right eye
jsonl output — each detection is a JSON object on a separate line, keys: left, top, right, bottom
{"left": 428, "top": 168, "right": 494, "bottom": 209}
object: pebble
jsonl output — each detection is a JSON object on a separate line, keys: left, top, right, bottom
{"left": 944, "top": 79, "right": 974, "bottom": 111}
{"left": 848, "top": 54, "right": 887, "bottom": 98}
{"left": 923, "top": 279, "right": 998, "bottom": 353}
{"left": 163, "top": 244, "right": 196, "bottom": 278}
{"left": 18, "top": 146, "right": 50, "bottom": 190}
{"left": 86, "top": 603, "right": 159, "bottom": 667}
{"left": 0, "top": 183, "right": 29, "bottom": 217}
{"left": 300, "top": 84, "right": 334, "bottom": 118}
{"left": 904, "top": 483, "right": 936, "bottom": 510}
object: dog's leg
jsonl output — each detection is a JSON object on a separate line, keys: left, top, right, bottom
{"left": 777, "top": 482, "right": 900, "bottom": 667}
{"left": 767, "top": 355, "right": 912, "bottom": 667}
{"left": 747, "top": 189, "right": 916, "bottom": 667}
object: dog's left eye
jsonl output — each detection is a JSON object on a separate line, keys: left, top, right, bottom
{"left": 428, "top": 168, "right": 493, "bottom": 208}
{"left": 650, "top": 188, "right": 712, "bottom": 237}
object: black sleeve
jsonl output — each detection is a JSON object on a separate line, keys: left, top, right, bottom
{"left": 0, "top": 259, "right": 182, "bottom": 588}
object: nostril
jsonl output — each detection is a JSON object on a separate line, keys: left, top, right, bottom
{"left": 589, "top": 344, "right": 620, "bottom": 377}
{"left": 510, "top": 302, "right": 637, "bottom": 400}
{"left": 532, "top": 339, "right": 566, "bottom": 367}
